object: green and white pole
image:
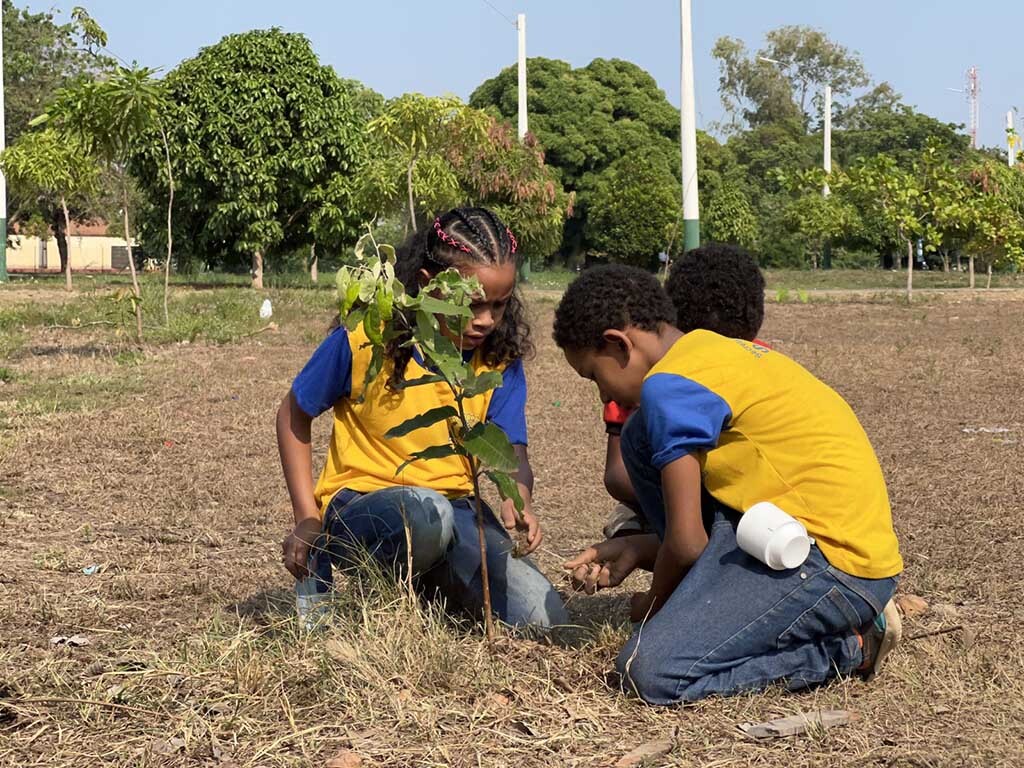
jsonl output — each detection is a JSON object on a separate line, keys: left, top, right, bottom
{"left": 0, "top": 15, "right": 8, "bottom": 283}
{"left": 679, "top": 0, "right": 700, "bottom": 251}
{"left": 516, "top": 12, "right": 531, "bottom": 281}
{"left": 822, "top": 85, "right": 833, "bottom": 270}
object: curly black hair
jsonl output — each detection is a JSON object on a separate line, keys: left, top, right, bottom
{"left": 665, "top": 243, "right": 765, "bottom": 341}
{"left": 553, "top": 264, "right": 675, "bottom": 350}
{"left": 387, "top": 207, "right": 532, "bottom": 388}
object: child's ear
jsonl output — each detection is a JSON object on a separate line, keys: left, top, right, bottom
{"left": 601, "top": 329, "right": 633, "bottom": 367}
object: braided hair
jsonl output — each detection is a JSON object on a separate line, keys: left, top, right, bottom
{"left": 387, "top": 207, "right": 531, "bottom": 389}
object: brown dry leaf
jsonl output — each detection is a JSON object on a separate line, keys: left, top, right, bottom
{"left": 486, "top": 692, "right": 511, "bottom": 708}
{"left": 325, "top": 748, "right": 364, "bottom": 768}
{"left": 738, "top": 710, "right": 858, "bottom": 740}
{"left": 395, "top": 688, "right": 413, "bottom": 703}
{"left": 896, "top": 593, "right": 929, "bottom": 617}
{"left": 151, "top": 736, "right": 186, "bottom": 755}
{"left": 614, "top": 733, "right": 675, "bottom": 767}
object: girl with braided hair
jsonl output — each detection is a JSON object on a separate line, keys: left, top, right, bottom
{"left": 277, "top": 207, "right": 567, "bottom": 630}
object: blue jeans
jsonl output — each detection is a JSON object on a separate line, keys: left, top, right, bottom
{"left": 305, "top": 486, "right": 568, "bottom": 630}
{"left": 617, "top": 410, "right": 898, "bottom": 705}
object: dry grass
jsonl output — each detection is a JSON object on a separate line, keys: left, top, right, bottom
{"left": 1, "top": 287, "right": 1023, "bottom": 766}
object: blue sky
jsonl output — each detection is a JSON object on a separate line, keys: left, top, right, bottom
{"left": 32, "top": 0, "right": 1021, "bottom": 149}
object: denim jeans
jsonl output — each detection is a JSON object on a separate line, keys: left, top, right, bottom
{"left": 617, "top": 410, "right": 898, "bottom": 705}
{"left": 304, "top": 486, "right": 568, "bottom": 630}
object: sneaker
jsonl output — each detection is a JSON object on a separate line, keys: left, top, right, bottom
{"left": 859, "top": 598, "right": 902, "bottom": 682}
{"left": 603, "top": 503, "right": 646, "bottom": 539}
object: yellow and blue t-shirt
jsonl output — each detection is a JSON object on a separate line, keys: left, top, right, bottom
{"left": 642, "top": 330, "right": 902, "bottom": 580}
{"left": 292, "top": 326, "right": 527, "bottom": 513}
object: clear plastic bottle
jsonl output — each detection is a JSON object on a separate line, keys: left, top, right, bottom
{"left": 294, "top": 576, "right": 328, "bottom": 630}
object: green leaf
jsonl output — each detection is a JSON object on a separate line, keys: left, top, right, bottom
{"left": 462, "top": 422, "right": 519, "bottom": 473}
{"left": 363, "top": 303, "right": 383, "bottom": 346}
{"left": 397, "top": 373, "right": 445, "bottom": 389}
{"left": 396, "top": 442, "right": 465, "bottom": 474}
{"left": 379, "top": 243, "right": 396, "bottom": 264}
{"left": 385, "top": 405, "right": 458, "bottom": 438}
{"left": 344, "top": 306, "right": 366, "bottom": 332}
{"left": 485, "top": 470, "right": 524, "bottom": 513}
{"left": 462, "top": 370, "right": 504, "bottom": 398}
{"left": 359, "top": 345, "right": 384, "bottom": 403}
{"left": 417, "top": 295, "right": 473, "bottom": 319}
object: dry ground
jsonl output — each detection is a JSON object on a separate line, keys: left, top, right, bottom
{"left": 1, "top": 286, "right": 1023, "bottom": 767}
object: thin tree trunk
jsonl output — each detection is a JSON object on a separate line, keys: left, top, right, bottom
{"left": 906, "top": 239, "right": 914, "bottom": 302}
{"left": 941, "top": 249, "right": 950, "bottom": 273}
{"left": 894, "top": 248, "right": 901, "bottom": 271}
{"left": 810, "top": 248, "right": 818, "bottom": 270}
{"left": 969, "top": 254, "right": 975, "bottom": 289}
{"left": 160, "top": 126, "right": 174, "bottom": 327}
{"left": 407, "top": 160, "right": 417, "bottom": 233}
{"left": 121, "top": 179, "right": 144, "bottom": 342}
{"left": 468, "top": 458, "right": 494, "bottom": 644}
{"left": 309, "top": 242, "right": 318, "bottom": 283}
{"left": 986, "top": 262, "right": 992, "bottom": 289}
{"left": 956, "top": 251, "right": 962, "bottom": 272}
{"left": 59, "top": 199, "right": 72, "bottom": 292}
{"left": 251, "top": 250, "right": 264, "bottom": 290}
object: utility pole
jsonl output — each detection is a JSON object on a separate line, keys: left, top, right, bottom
{"left": 967, "top": 66, "right": 979, "bottom": 150}
{"left": 1007, "top": 110, "right": 1017, "bottom": 167}
{"left": 517, "top": 13, "right": 527, "bottom": 140}
{"left": 822, "top": 85, "right": 833, "bottom": 269}
{"left": 0, "top": 14, "right": 8, "bottom": 283}
{"left": 516, "top": 12, "right": 530, "bottom": 280}
{"left": 679, "top": 0, "right": 699, "bottom": 251}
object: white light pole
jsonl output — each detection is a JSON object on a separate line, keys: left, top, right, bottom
{"left": 0, "top": 15, "right": 7, "bottom": 282}
{"left": 1007, "top": 110, "right": 1017, "bottom": 167}
{"left": 680, "top": 0, "right": 699, "bottom": 251}
{"left": 517, "top": 13, "right": 527, "bottom": 141}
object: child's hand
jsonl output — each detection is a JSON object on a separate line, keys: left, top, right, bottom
{"left": 281, "top": 517, "right": 322, "bottom": 579}
{"left": 500, "top": 500, "right": 542, "bottom": 556}
{"left": 564, "top": 537, "right": 644, "bottom": 594}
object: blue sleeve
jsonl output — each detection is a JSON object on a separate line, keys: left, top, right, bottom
{"left": 485, "top": 358, "right": 528, "bottom": 445}
{"left": 291, "top": 327, "right": 353, "bottom": 417}
{"left": 641, "top": 373, "right": 732, "bottom": 470}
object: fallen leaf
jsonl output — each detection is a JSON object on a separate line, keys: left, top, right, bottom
{"left": 485, "top": 692, "right": 511, "bottom": 708}
{"left": 614, "top": 730, "right": 676, "bottom": 767}
{"left": 395, "top": 688, "right": 413, "bottom": 703}
{"left": 932, "top": 603, "right": 960, "bottom": 620}
{"left": 325, "top": 749, "right": 363, "bottom": 768}
{"left": 738, "top": 709, "right": 858, "bottom": 740}
{"left": 896, "top": 593, "right": 929, "bottom": 618}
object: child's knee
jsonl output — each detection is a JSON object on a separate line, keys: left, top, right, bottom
{"left": 616, "top": 636, "right": 680, "bottom": 705}
{"left": 394, "top": 488, "right": 455, "bottom": 572}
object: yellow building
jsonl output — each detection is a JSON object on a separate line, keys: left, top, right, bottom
{"left": 6, "top": 221, "right": 134, "bottom": 273}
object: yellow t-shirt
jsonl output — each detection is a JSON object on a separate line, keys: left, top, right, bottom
{"left": 291, "top": 326, "right": 520, "bottom": 513}
{"left": 642, "top": 330, "right": 902, "bottom": 579}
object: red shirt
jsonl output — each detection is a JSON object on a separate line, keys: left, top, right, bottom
{"left": 603, "top": 337, "right": 771, "bottom": 431}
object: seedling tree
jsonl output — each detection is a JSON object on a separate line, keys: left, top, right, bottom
{"left": 336, "top": 232, "right": 525, "bottom": 641}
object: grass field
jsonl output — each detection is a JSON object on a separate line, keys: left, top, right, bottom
{"left": 1, "top": 283, "right": 1022, "bottom": 766}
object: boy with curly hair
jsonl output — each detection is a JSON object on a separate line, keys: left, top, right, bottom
{"left": 555, "top": 264, "right": 902, "bottom": 705}
{"left": 601, "top": 245, "right": 767, "bottom": 539}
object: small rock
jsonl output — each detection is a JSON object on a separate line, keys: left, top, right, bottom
{"left": 896, "top": 593, "right": 929, "bottom": 618}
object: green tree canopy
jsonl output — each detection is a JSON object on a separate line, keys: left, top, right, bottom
{"left": 130, "top": 28, "right": 375, "bottom": 282}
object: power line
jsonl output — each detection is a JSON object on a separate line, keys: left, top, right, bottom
{"left": 480, "top": 0, "right": 517, "bottom": 26}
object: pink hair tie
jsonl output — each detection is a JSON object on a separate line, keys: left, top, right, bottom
{"left": 433, "top": 217, "right": 471, "bottom": 253}
{"left": 506, "top": 227, "right": 518, "bottom": 254}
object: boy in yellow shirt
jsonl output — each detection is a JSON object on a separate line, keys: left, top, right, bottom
{"left": 554, "top": 264, "right": 902, "bottom": 704}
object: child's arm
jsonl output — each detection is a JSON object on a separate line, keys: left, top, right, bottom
{"left": 604, "top": 435, "right": 637, "bottom": 505}
{"left": 499, "top": 445, "right": 542, "bottom": 555}
{"left": 277, "top": 390, "right": 322, "bottom": 578}
{"left": 631, "top": 453, "right": 707, "bottom": 622}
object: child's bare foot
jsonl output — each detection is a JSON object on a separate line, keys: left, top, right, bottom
{"left": 858, "top": 598, "right": 902, "bottom": 681}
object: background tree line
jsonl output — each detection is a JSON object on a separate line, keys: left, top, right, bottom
{"left": 3, "top": 3, "right": 1022, "bottom": 293}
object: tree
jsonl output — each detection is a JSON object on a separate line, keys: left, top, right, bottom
{"left": 471, "top": 58, "right": 679, "bottom": 264}
{"left": 39, "top": 65, "right": 167, "bottom": 340}
{"left": 131, "top": 29, "right": 372, "bottom": 288}
{"left": 335, "top": 232, "right": 526, "bottom": 642}
{"left": 0, "top": 128, "right": 99, "bottom": 290}
{"left": 365, "top": 94, "right": 488, "bottom": 232}
{"left": 779, "top": 168, "right": 859, "bottom": 269}
{"left": 585, "top": 155, "right": 678, "bottom": 267}
{"left": 960, "top": 161, "right": 1024, "bottom": 287}
{"left": 1, "top": 1, "right": 112, "bottom": 147}
{"left": 713, "top": 26, "right": 868, "bottom": 130}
